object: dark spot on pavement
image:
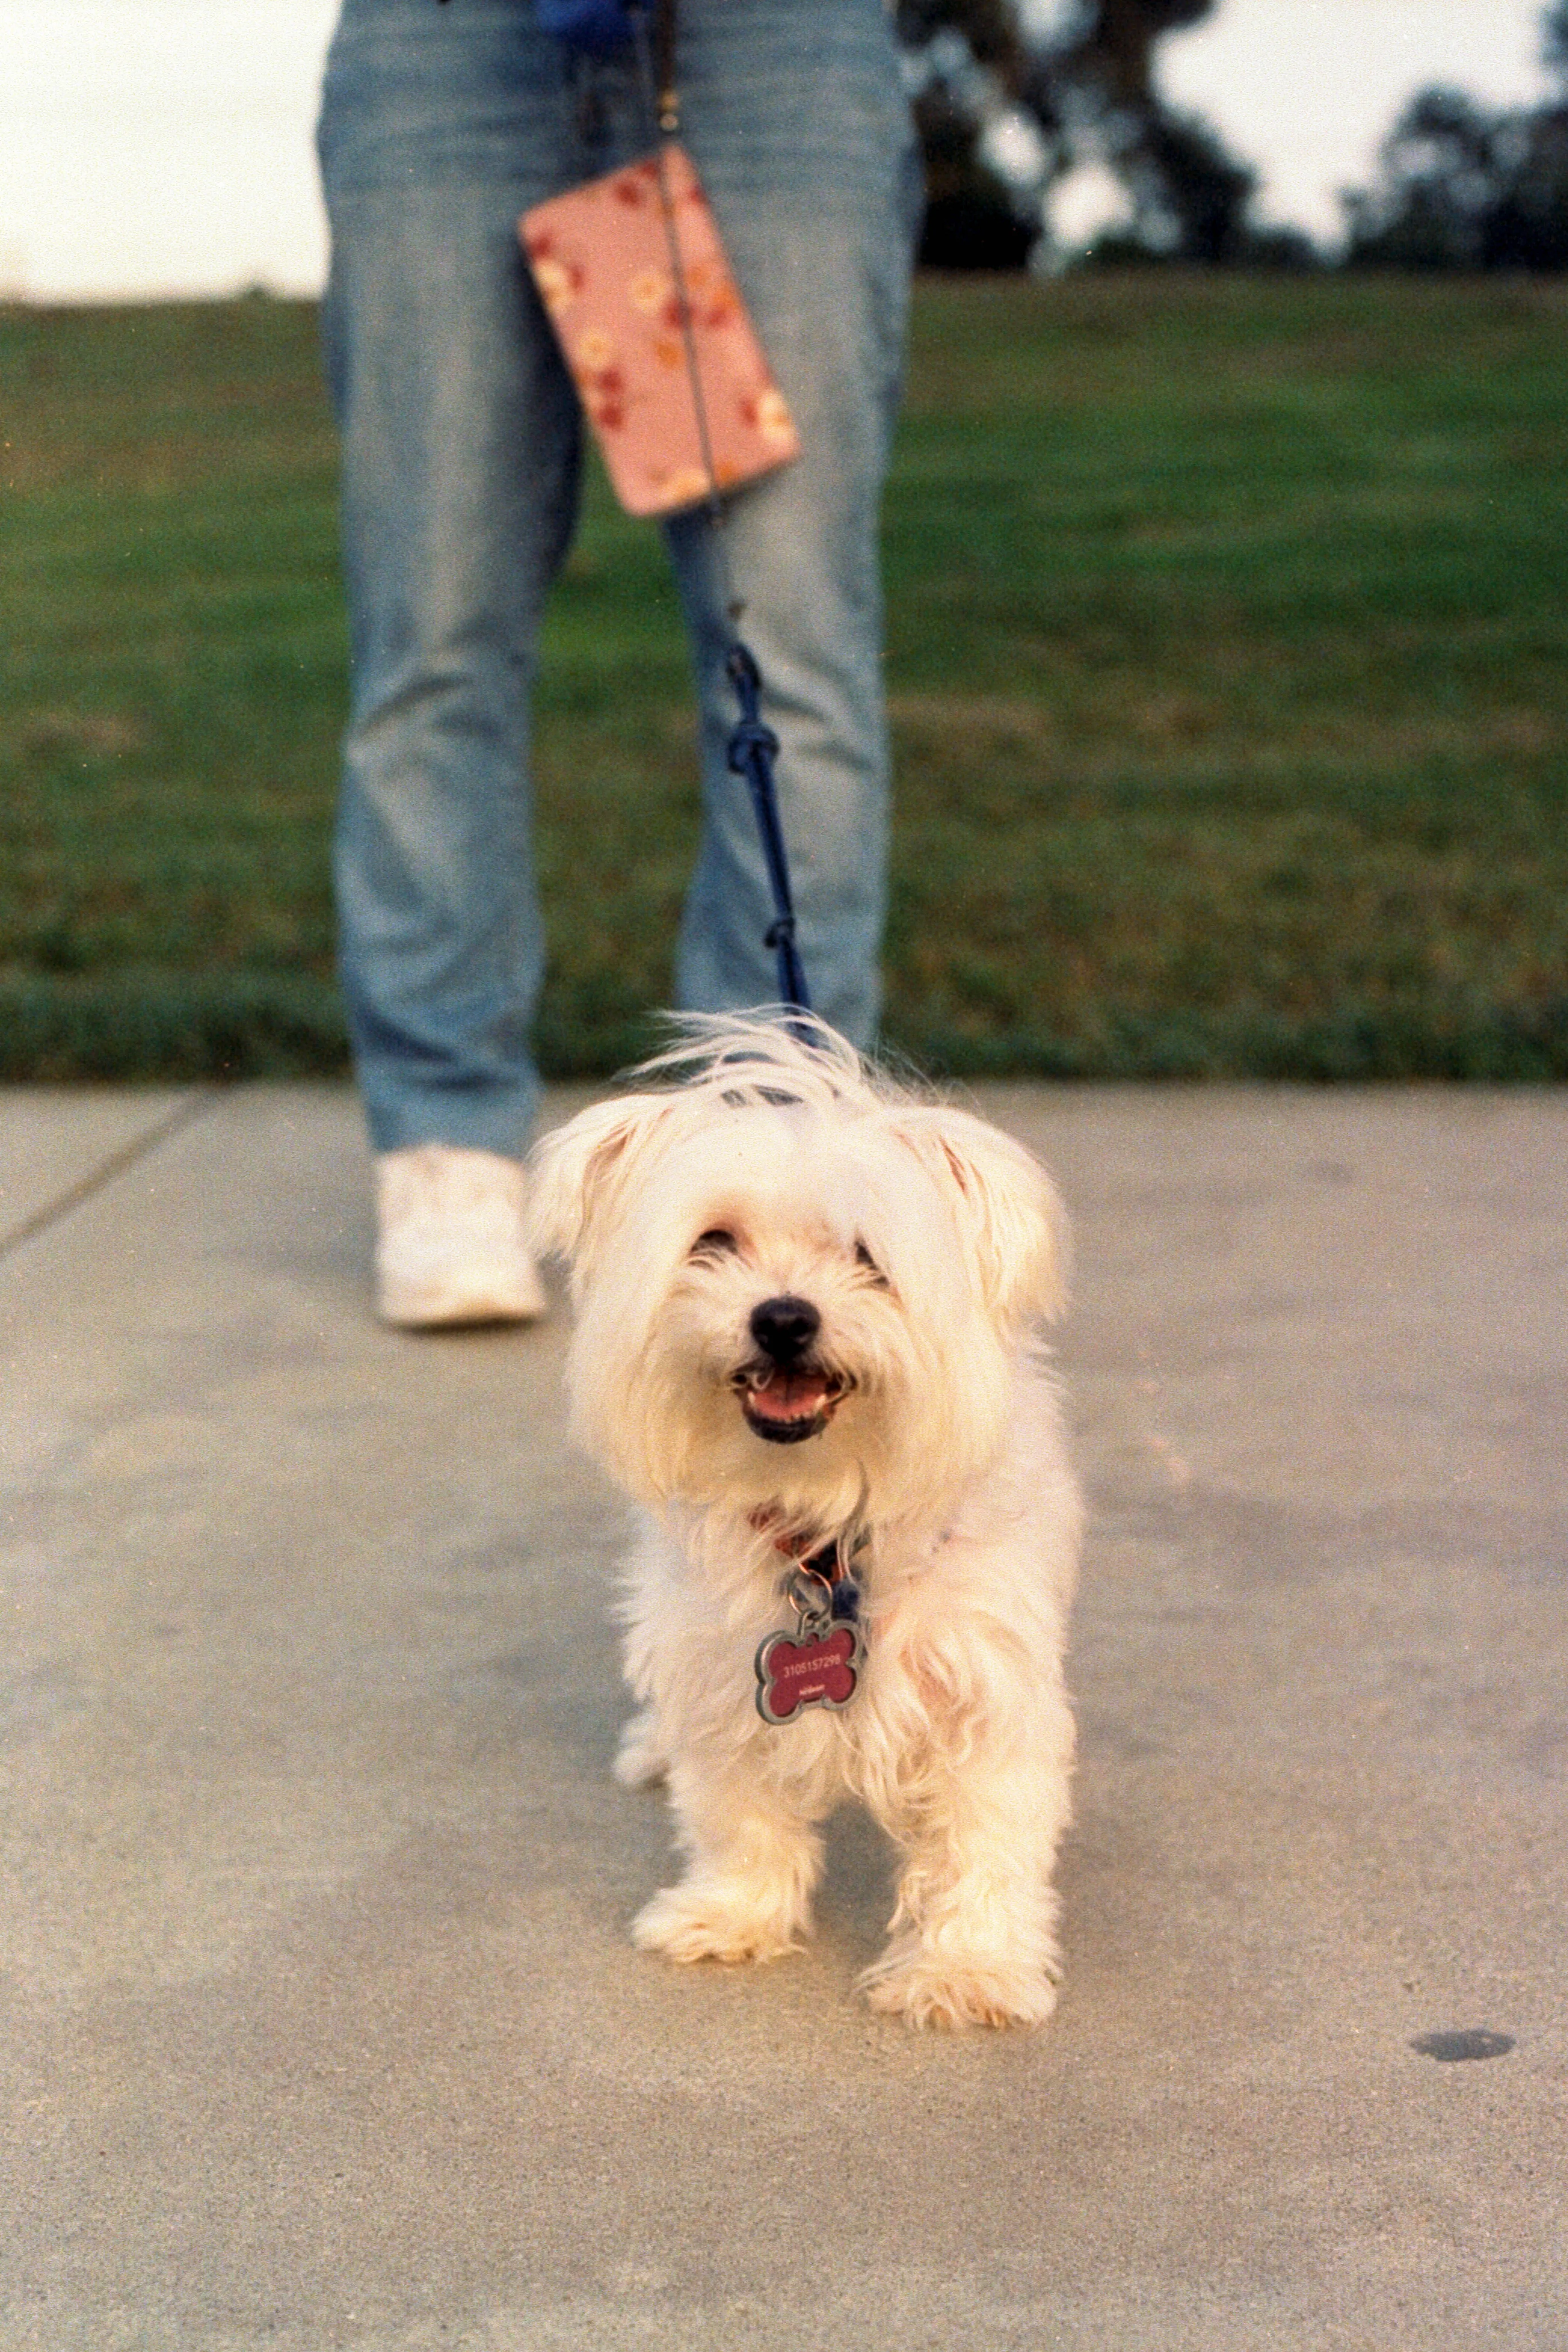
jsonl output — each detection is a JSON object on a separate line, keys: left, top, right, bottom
{"left": 1410, "top": 2029, "right": 1514, "bottom": 2063}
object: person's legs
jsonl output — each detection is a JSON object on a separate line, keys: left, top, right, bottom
{"left": 319, "top": 0, "right": 918, "bottom": 1184}
{"left": 659, "top": 0, "right": 922, "bottom": 1046}
{"left": 318, "top": 0, "right": 584, "bottom": 1158}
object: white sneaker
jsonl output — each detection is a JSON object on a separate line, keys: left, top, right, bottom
{"left": 374, "top": 1144, "right": 548, "bottom": 1329}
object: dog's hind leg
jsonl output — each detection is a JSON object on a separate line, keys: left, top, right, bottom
{"left": 613, "top": 1705, "right": 669, "bottom": 1790}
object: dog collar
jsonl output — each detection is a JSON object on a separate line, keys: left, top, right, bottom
{"left": 749, "top": 1510, "right": 867, "bottom": 1602}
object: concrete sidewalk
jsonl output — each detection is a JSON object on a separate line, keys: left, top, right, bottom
{"left": 2, "top": 1081, "right": 1563, "bottom": 2351}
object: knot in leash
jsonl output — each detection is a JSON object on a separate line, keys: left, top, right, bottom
{"left": 726, "top": 715, "right": 779, "bottom": 767}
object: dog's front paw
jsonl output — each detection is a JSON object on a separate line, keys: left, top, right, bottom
{"left": 858, "top": 1942, "right": 1060, "bottom": 2031}
{"left": 632, "top": 1878, "right": 805, "bottom": 1967}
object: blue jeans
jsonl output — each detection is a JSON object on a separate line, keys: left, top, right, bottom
{"left": 317, "top": 0, "right": 920, "bottom": 1153}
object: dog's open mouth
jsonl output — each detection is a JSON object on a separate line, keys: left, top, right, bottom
{"left": 735, "top": 1365, "right": 849, "bottom": 1445}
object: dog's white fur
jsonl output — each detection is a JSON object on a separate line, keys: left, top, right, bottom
{"left": 528, "top": 1014, "right": 1081, "bottom": 2029}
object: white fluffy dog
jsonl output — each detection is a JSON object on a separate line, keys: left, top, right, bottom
{"left": 527, "top": 1014, "right": 1081, "bottom": 2029}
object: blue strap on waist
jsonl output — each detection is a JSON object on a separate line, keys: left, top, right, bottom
{"left": 534, "top": 0, "right": 634, "bottom": 51}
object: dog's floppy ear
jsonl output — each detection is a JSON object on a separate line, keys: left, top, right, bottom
{"left": 890, "top": 1105, "right": 1070, "bottom": 1325}
{"left": 526, "top": 1092, "right": 677, "bottom": 1282}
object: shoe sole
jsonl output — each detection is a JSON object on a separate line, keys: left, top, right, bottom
{"left": 377, "top": 1271, "right": 549, "bottom": 1329}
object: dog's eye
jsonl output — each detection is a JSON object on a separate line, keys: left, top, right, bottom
{"left": 691, "top": 1227, "right": 740, "bottom": 1259}
{"left": 854, "top": 1239, "right": 888, "bottom": 1285}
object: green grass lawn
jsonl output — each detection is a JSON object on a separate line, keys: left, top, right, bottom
{"left": 3, "top": 274, "right": 1565, "bottom": 1080}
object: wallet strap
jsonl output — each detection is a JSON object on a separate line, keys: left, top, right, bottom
{"left": 653, "top": 0, "right": 678, "bottom": 132}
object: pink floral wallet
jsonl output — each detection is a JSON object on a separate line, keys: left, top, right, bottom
{"left": 519, "top": 146, "right": 801, "bottom": 519}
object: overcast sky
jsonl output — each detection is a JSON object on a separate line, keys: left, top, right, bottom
{"left": 0, "top": 0, "right": 1553, "bottom": 300}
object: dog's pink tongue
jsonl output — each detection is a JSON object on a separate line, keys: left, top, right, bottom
{"left": 750, "top": 1371, "right": 829, "bottom": 1421}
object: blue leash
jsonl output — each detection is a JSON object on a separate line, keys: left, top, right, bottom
{"left": 724, "top": 644, "right": 810, "bottom": 1012}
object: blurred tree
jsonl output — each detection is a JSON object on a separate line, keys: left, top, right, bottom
{"left": 1486, "top": 102, "right": 1568, "bottom": 268}
{"left": 1100, "top": 103, "right": 1259, "bottom": 262}
{"left": 1343, "top": 71, "right": 1568, "bottom": 271}
{"left": 1546, "top": 0, "right": 1568, "bottom": 78}
{"left": 904, "top": 14, "right": 1041, "bottom": 269}
{"left": 899, "top": 3, "right": 1039, "bottom": 267}
{"left": 898, "top": 0, "right": 1026, "bottom": 77}
{"left": 1043, "top": 0, "right": 1216, "bottom": 115}
{"left": 1342, "top": 87, "right": 1504, "bottom": 270}
{"left": 1340, "top": 1, "right": 1568, "bottom": 271}
{"left": 900, "top": 0, "right": 1276, "bottom": 270}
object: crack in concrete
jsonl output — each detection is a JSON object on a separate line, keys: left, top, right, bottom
{"left": 0, "top": 1087, "right": 219, "bottom": 1262}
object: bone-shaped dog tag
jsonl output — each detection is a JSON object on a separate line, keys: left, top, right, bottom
{"left": 754, "top": 1568, "right": 864, "bottom": 1726}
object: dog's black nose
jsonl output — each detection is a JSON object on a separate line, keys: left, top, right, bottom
{"left": 749, "top": 1295, "right": 821, "bottom": 1365}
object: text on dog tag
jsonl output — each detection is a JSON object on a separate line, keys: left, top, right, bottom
{"left": 754, "top": 1623, "right": 861, "bottom": 1725}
